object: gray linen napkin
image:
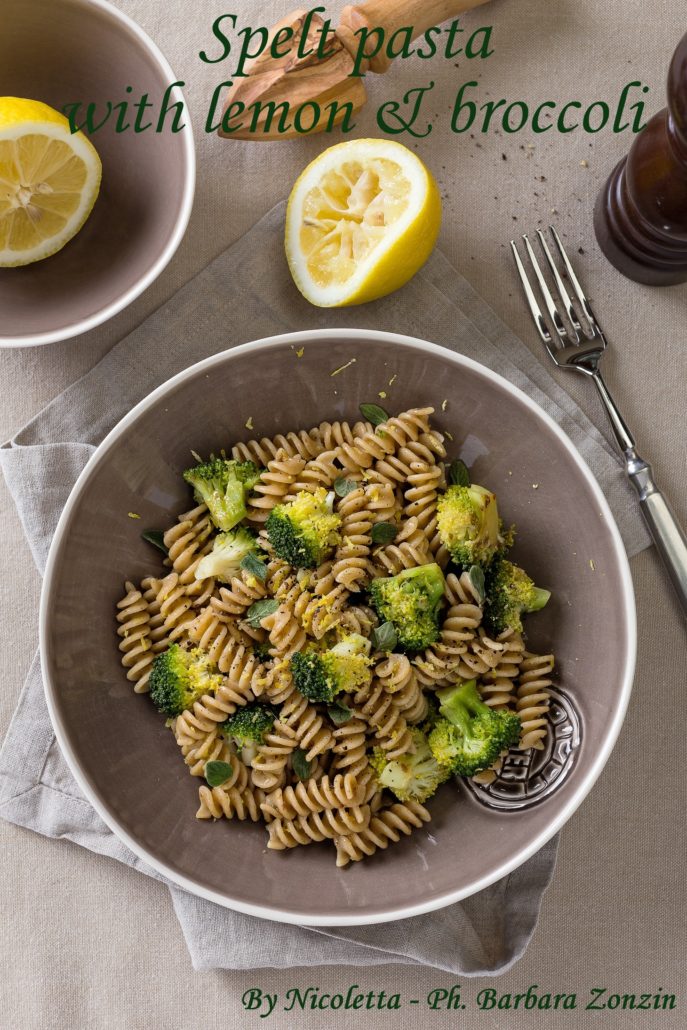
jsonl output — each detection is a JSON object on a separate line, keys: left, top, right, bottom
{"left": 0, "top": 202, "right": 650, "bottom": 975}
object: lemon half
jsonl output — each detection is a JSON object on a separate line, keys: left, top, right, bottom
{"left": 0, "top": 97, "right": 102, "bottom": 267}
{"left": 285, "top": 139, "right": 442, "bottom": 307}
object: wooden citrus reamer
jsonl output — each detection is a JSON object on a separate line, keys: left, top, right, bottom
{"left": 219, "top": 0, "right": 493, "bottom": 140}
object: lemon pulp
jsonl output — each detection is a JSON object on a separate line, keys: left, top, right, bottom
{"left": 301, "top": 158, "right": 411, "bottom": 287}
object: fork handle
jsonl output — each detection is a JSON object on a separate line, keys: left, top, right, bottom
{"left": 627, "top": 455, "right": 687, "bottom": 616}
{"left": 591, "top": 372, "right": 687, "bottom": 616}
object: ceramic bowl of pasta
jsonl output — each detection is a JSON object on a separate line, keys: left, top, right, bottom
{"left": 40, "top": 329, "right": 636, "bottom": 925}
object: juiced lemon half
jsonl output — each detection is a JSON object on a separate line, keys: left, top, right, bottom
{"left": 0, "top": 97, "right": 102, "bottom": 267}
{"left": 285, "top": 139, "right": 441, "bottom": 307}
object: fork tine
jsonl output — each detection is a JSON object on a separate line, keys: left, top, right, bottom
{"left": 536, "top": 229, "right": 582, "bottom": 339}
{"left": 521, "top": 233, "right": 571, "bottom": 345}
{"left": 548, "top": 225, "right": 605, "bottom": 342}
{"left": 510, "top": 240, "right": 552, "bottom": 348}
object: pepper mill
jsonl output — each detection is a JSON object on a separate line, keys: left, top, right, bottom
{"left": 594, "top": 32, "right": 687, "bottom": 286}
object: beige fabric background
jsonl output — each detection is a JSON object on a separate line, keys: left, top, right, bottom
{"left": 1, "top": 1, "right": 686, "bottom": 1027}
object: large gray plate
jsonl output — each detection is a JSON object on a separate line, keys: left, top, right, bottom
{"left": 40, "top": 330, "right": 636, "bottom": 925}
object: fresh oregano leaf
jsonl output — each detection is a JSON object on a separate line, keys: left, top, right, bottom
{"left": 359, "top": 402, "right": 389, "bottom": 427}
{"left": 141, "top": 530, "right": 168, "bottom": 555}
{"left": 205, "top": 760, "right": 233, "bottom": 787}
{"left": 371, "top": 522, "right": 398, "bottom": 545}
{"left": 468, "top": 564, "right": 486, "bottom": 602}
{"left": 246, "top": 598, "right": 279, "bottom": 628}
{"left": 240, "top": 552, "right": 268, "bottom": 582}
{"left": 328, "top": 702, "right": 353, "bottom": 726}
{"left": 371, "top": 621, "right": 398, "bottom": 652}
{"left": 448, "top": 459, "right": 471, "bottom": 487}
{"left": 292, "top": 748, "right": 313, "bottom": 781}
{"left": 334, "top": 477, "right": 357, "bottom": 498}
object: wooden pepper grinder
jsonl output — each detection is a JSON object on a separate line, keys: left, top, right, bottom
{"left": 594, "top": 33, "right": 687, "bottom": 285}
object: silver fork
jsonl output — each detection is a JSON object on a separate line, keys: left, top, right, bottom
{"left": 511, "top": 225, "right": 687, "bottom": 617}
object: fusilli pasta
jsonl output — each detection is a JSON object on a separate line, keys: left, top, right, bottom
{"left": 516, "top": 651, "right": 553, "bottom": 750}
{"left": 114, "top": 403, "right": 556, "bottom": 866}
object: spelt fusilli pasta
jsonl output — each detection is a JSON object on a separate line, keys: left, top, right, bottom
{"left": 114, "top": 402, "right": 556, "bottom": 866}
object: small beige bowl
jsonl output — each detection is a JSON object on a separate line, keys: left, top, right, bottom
{"left": 0, "top": 0, "right": 195, "bottom": 347}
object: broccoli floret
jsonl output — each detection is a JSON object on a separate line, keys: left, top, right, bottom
{"left": 436, "top": 483, "right": 501, "bottom": 568}
{"left": 221, "top": 703, "right": 276, "bottom": 745}
{"left": 183, "top": 458, "right": 261, "bottom": 532}
{"left": 195, "top": 526, "right": 258, "bottom": 583}
{"left": 369, "top": 563, "right": 445, "bottom": 651}
{"left": 290, "top": 651, "right": 335, "bottom": 702}
{"left": 149, "top": 644, "right": 223, "bottom": 717}
{"left": 266, "top": 488, "right": 341, "bottom": 568}
{"left": 370, "top": 728, "right": 449, "bottom": 803}
{"left": 252, "top": 642, "right": 272, "bottom": 662}
{"left": 483, "top": 558, "right": 551, "bottom": 634}
{"left": 290, "top": 633, "right": 372, "bottom": 703}
{"left": 428, "top": 679, "right": 521, "bottom": 777}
